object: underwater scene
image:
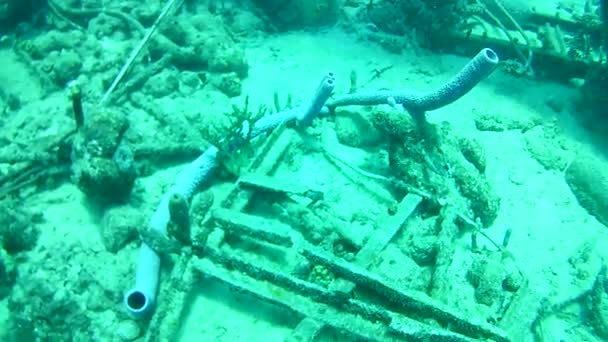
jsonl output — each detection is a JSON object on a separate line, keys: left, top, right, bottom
{"left": 1, "top": 0, "right": 608, "bottom": 341}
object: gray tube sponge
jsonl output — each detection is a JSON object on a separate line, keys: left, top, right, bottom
{"left": 125, "top": 72, "right": 337, "bottom": 316}
{"left": 325, "top": 48, "right": 499, "bottom": 112}
{"left": 124, "top": 146, "right": 219, "bottom": 317}
{"left": 123, "top": 243, "right": 159, "bottom": 317}
{"left": 297, "top": 71, "right": 336, "bottom": 124}
{"left": 409, "top": 48, "right": 498, "bottom": 111}
{"left": 250, "top": 72, "right": 335, "bottom": 138}
{"left": 251, "top": 107, "right": 301, "bottom": 138}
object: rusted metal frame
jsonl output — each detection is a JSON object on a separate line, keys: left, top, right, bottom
{"left": 199, "top": 242, "right": 481, "bottom": 342}
{"left": 192, "top": 254, "right": 391, "bottom": 342}
{"left": 299, "top": 244, "right": 511, "bottom": 342}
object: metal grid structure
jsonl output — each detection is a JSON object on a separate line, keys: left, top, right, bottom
{"left": 143, "top": 125, "right": 528, "bottom": 342}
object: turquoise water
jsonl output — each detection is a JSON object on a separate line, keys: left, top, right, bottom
{"left": 0, "top": 0, "right": 607, "bottom": 341}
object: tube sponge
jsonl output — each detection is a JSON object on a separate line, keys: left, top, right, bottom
{"left": 251, "top": 107, "right": 301, "bottom": 138}
{"left": 124, "top": 73, "right": 336, "bottom": 317}
{"left": 167, "top": 192, "right": 191, "bottom": 246}
{"left": 124, "top": 146, "right": 219, "bottom": 317}
{"left": 408, "top": 48, "right": 499, "bottom": 111}
{"left": 297, "top": 71, "right": 335, "bottom": 124}
{"left": 250, "top": 72, "right": 335, "bottom": 138}
{"left": 123, "top": 243, "right": 160, "bottom": 317}
{"left": 325, "top": 48, "right": 499, "bottom": 113}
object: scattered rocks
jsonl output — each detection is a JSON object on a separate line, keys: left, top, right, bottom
{"left": 212, "top": 72, "right": 242, "bottom": 98}
{"left": 101, "top": 206, "right": 142, "bottom": 253}
{"left": 116, "top": 319, "right": 142, "bottom": 341}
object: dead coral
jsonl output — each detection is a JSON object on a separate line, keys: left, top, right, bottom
{"left": 3, "top": 242, "right": 137, "bottom": 341}
{"left": 587, "top": 265, "right": 608, "bottom": 340}
{"left": 371, "top": 108, "right": 499, "bottom": 227}
{"left": 565, "top": 150, "right": 608, "bottom": 227}
{"left": 0, "top": 198, "right": 41, "bottom": 254}
{"left": 251, "top": 0, "right": 339, "bottom": 30}
{"left": 71, "top": 108, "right": 136, "bottom": 204}
{"left": 362, "top": 0, "right": 468, "bottom": 46}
